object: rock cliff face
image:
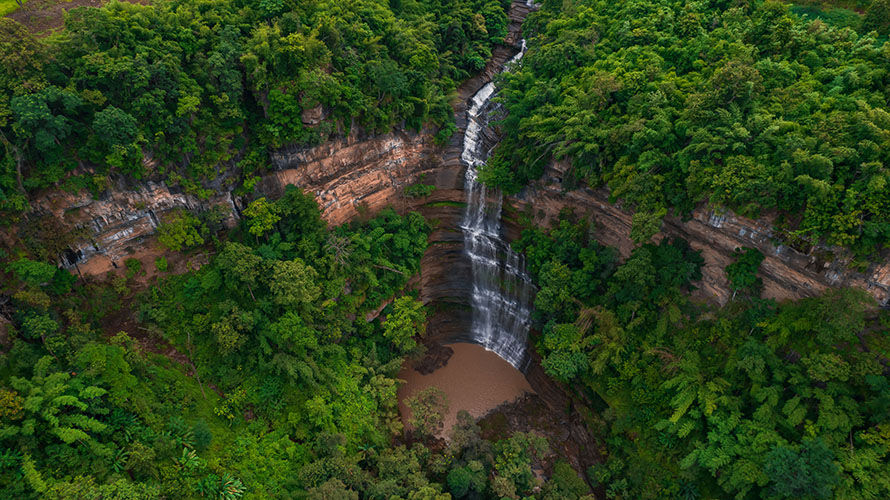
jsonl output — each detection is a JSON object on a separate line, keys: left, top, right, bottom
{"left": 23, "top": 128, "right": 436, "bottom": 276}
{"left": 259, "top": 130, "right": 438, "bottom": 226}
{"left": 417, "top": 2, "right": 534, "bottom": 347}
{"left": 25, "top": 180, "right": 237, "bottom": 275}
{"left": 12, "top": 0, "right": 886, "bottom": 328}
{"left": 505, "top": 160, "right": 890, "bottom": 307}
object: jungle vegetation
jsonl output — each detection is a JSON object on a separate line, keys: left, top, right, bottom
{"left": 0, "top": 0, "right": 510, "bottom": 211}
{"left": 485, "top": 0, "right": 890, "bottom": 253}
{"left": 1, "top": 188, "right": 594, "bottom": 499}
{"left": 513, "top": 209, "right": 890, "bottom": 499}
{"left": 2, "top": 0, "right": 889, "bottom": 498}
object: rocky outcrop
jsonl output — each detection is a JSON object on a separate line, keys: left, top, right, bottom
{"left": 17, "top": 128, "right": 437, "bottom": 276}
{"left": 413, "top": 0, "right": 534, "bottom": 345}
{"left": 8, "top": 0, "right": 886, "bottom": 330}
{"left": 26, "top": 180, "right": 237, "bottom": 275}
{"left": 506, "top": 160, "right": 890, "bottom": 307}
{"left": 260, "top": 130, "right": 438, "bottom": 226}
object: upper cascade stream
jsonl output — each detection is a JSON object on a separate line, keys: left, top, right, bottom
{"left": 459, "top": 41, "right": 534, "bottom": 372}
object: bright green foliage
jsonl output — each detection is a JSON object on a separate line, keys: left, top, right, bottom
{"left": 0, "top": 0, "right": 509, "bottom": 212}
{"left": 406, "top": 386, "right": 448, "bottom": 439}
{"left": 492, "top": 432, "right": 549, "bottom": 497}
{"left": 7, "top": 258, "right": 56, "bottom": 287}
{"left": 0, "top": 186, "right": 443, "bottom": 497}
{"left": 540, "top": 323, "right": 588, "bottom": 382}
{"left": 2, "top": 356, "right": 107, "bottom": 446}
{"left": 382, "top": 296, "right": 426, "bottom": 353}
{"left": 514, "top": 210, "right": 890, "bottom": 499}
{"left": 215, "top": 241, "right": 263, "bottom": 299}
{"left": 269, "top": 258, "right": 320, "bottom": 309}
{"left": 157, "top": 211, "right": 205, "bottom": 252}
{"left": 43, "top": 476, "right": 161, "bottom": 500}
{"left": 404, "top": 183, "right": 437, "bottom": 198}
{"left": 91, "top": 106, "right": 143, "bottom": 177}
{"left": 242, "top": 197, "right": 280, "bottom": 238}
{"left": 154, "top": 256, "right": 168, "bottom": 272}
{"left": 20, "top": 312, "right": 59, "bottom": 340}
{"left": 491, "top": 0, "right": 890, "bottom": 252}
{"left": 74, "top": 338, "right": 137, "bottom": 406}
{"left": 124, "top": 258, "right": 143, "bottom": 280}
{"left": 137, "top": 193, "right": 433, "bottom": 484}
{"left": 725, "top": 247, "right": 765, "bottom": 296}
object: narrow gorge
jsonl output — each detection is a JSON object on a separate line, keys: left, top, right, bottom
{"left": 6, "top": 0, "right": 888, "bottom": 406}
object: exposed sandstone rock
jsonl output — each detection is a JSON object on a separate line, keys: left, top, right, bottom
{"left": 301, "top": 105, "right": 326, "bottom": 126}
{"left": 5, "top": 1, "right": 886, "bottom": 428}
{"left": 507, "top": 161, "right": 890, "bottom": 307}
{"left": 27, "top": 179, "right": 237, "bottom": 274}
{"left": 262, "top": 130, "right": 438, "bottom": 226}
{"left": 416, "top": 0, "right": 532, "bottom": 348}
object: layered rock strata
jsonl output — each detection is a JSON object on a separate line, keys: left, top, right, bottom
{"left": 25, "top": 180, "right": 237, "bottom": 275}
{"left": 506, "top": 161, "right": 890, "bottom": 307}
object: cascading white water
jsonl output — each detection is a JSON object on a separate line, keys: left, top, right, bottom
{"left": 459, "top": 42, "right": 533, "bottom": 372}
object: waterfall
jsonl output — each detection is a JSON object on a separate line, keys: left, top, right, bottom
{"left": 459, "top": 41, "right": 533, "bottom": 372}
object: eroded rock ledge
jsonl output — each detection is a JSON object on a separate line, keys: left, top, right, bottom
{"left": 506, "top": 161, "right": 890, "bottom": 307}
{"left": 30, "top": 127, "right": 444, "bottom": 275}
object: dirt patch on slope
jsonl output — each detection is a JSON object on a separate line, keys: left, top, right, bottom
{"left": 7, "top": 0, "right": 149, "bottom": 35}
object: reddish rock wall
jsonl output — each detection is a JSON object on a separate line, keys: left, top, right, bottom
{"left": 20, "top": 2, "right": 535, "bottom": 280}
{"left": 259, "top": 130, "right": 439, "bottom": 226}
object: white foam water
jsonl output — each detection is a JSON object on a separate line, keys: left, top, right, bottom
{"left": 459, "top": 40, "right": 533, "bottom": 371}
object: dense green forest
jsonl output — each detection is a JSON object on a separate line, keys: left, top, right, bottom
{"left": 6, "top": 198, "right": 886, "bottom": 499}
{"left": 0, "top": 0, "right": 509, "bottom": 211}
{"left": 2, "top": 0, "right": 890, "bottom": 498}
{"left": 2, "top": 189, "right": 595, "bottom": 499}
{"left": 485, "top": 0, "right": 890, "bottom": 252}
{"left": 512, "top": 209, "right": 890, "bottom": 498}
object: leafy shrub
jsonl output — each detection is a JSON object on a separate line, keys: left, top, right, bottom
{"left": 157, "top": 211, "right": 205, "bottom": 252}
{"left": 154, "top": 256, "right": 168, "bottom": 272}
{"left": 124, "top": 258, "right": 143, "bottom": 279}
{"left": 725, "top": 247, "right": 765, "bottom": 296}
{"left": 404, "top": 183, "right": 436, "bottom": 199}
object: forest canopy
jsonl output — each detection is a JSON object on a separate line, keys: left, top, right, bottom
{"left": 485, "top": 0, "right": 890, "bottom": 252}
{"left": 0, "top": 0, "right": 510, "bottom": 211}
{"left": 2, "top": 0, "right": 890, "bottom": 498}
{"left": 512, "top": 210, "right": 890, "bottom": 499}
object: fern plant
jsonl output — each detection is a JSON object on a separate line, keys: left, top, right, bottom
{"left": 1, "top": 356, "right": 107, "bottom": 447}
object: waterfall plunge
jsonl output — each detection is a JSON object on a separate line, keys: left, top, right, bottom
{"left": 459, "top": 42, "right": 533, "bottom": 372}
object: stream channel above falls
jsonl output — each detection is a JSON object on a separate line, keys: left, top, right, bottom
{"left": 399, "top": 41, "right": 536, "bottom": 436}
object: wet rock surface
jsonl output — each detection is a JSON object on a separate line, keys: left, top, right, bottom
{"left": 410, "top": 343, "right": 454, "bottom": 375}
{"left": 478, "top": 393, "right": 603, "bottom": 479}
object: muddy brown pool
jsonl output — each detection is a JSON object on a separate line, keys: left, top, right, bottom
{"left": 397, "top": 342, "right": 533, "bottom": 436}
